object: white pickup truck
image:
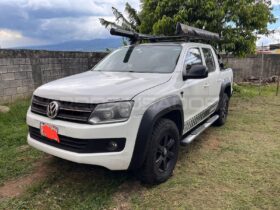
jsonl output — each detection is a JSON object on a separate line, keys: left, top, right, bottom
{"left": 27, "top": 27, "right": 233, "bottom": 184}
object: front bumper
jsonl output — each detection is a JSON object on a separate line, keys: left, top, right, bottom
{"left": 26, "top": 108, "right": 142, "bottom": 170}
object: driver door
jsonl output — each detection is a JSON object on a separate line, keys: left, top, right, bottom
{"left": 181, "top": 47, "right": 209, "bottom": 132}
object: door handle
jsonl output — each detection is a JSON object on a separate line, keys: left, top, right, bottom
{"left": 203, "top": 83, "right": 210, "bottom": 88}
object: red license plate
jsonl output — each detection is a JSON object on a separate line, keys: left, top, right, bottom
{"left": 40, "top": 123, "right": 60, "bottom": 143}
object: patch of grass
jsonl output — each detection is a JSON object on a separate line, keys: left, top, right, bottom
{"left": 1, "top": 159, "right": 130, "bottom": 209}
{"left": 0, "top": 99, "right": 42, "bottom": 185}
{"left": 233, "top": 83, "right": 278, "bottom": 97}
{"left": 128, "top": 86, "right": 280, "bottom": 210}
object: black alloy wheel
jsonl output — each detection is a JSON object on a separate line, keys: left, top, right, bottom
{"left": 139, "top": 119, "right": 180, "bottom": 184}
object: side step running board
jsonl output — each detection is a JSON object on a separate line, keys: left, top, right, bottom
{"left": 181, "top": 115, "right": 219, "bottom": 146}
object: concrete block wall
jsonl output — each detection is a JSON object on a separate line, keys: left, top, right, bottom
{"left": 223, "top": 54, "right": 280, "bottom": 83}
{"left": 0, "top": 49, "right": 107, "bottom": 104}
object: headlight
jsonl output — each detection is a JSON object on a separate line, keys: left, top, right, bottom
{"left": 89, "top": 101, "right": 134, "bottom": 124}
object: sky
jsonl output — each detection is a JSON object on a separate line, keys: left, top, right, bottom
{"left": 257, "top": 1, "right": 280, "bottom": 46}
{"left": 0, "top": 0, "right": 279, "bottom": 48}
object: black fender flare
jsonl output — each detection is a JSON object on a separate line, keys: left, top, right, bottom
{"left": 217, "top": 80, "right": 232, "bottom": 111}
{"left": 128, "top": 95, "right": 184, "bottom": 170}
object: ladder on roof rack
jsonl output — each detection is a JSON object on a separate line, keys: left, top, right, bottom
{"left": 110, "top": 23, "right": 221, "bottom": 44}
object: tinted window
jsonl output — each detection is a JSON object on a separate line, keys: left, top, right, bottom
{"left": 184, "top": 48, "right": 202, "bottom": 66}
{"left": 202, "top": 48, "right": 216, "bottom": 72}
{"left": 93, "top": 45, "right": 182, "bottom": 73}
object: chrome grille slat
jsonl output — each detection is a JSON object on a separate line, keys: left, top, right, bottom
{"left": 31, "top": 95, "right": 95, "bottom": 124}
{"left": 57, "top": 114, "right": 89, "bottom": 122}
{"left": 59, "top": 107, "right": 92, "bottom": 113}
{"left": 31, "top": 107, "right": 47, "bottom": 115}
{"left": 32, "top": 100, "right": 48, "bottom": 107}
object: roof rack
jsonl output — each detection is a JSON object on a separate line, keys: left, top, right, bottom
{"left": 110, "top": 23, "right": 221, "bottom": 44}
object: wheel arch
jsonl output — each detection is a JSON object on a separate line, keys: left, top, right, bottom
{"left": 220, "top": 80, "right": 232, "bottom": 98}
{"left": 128, "top": 95, "right": 184, "bottom": 170}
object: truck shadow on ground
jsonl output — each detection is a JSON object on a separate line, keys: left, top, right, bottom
{"left": 46, "top": 128, "right": 214, "bottom": 187}
{"left": 1, "top": 130, "right": 212, "bottom": 205}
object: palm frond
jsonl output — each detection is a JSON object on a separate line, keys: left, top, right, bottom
{"left": 112, "top": 7, "right": 136, "bottom": 31}
{"left": 99, "top": 18, "right": 122, "bottom": 29}
{"left": 125, "top": 3, "right": 141, "bottom": 27}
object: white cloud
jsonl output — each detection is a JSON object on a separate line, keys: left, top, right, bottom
{"left": 272, "top": 0, "right": 280, "bottom": 5}
{"left": 257, "top": 30, "right": 280, "bottom": 46}
{"left": 0, "top": 29, "right": 48, "bottom": 48}
{"left": 0, "top": 0, "right": 140, "bottom": 47}
{"left": 0, "top": 29, "right": 22, "bottom": 40}
{"left": 1, "top": 0, "right": 140, "bottom": 16}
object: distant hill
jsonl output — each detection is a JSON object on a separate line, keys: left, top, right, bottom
{"left": 14, "top": 38, "right": 122, "bottom": 52}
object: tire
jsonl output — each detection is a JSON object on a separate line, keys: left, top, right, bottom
{"left": 139, "top": 119, "right": 180, "bottom": 185}
{"left": 214, "top": 93, "right": 229, "bottom": 126}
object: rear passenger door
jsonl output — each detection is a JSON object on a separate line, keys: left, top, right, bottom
{"left": 202, "top": 47, "right": 220, "bottom": 106}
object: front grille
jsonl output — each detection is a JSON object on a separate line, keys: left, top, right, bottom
{"left": 29, "top": 127, "right": 126, "bottom": 153}
{"left": 31, "top": 95, "right": 95, "bottom": 123}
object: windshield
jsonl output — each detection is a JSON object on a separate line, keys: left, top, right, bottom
{"left": 93, "top": 45, "right": 182, "bottom": 73}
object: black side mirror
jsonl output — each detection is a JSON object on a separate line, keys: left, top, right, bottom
{"left": 183, "top": 64, "right": 208, "bottom": 80}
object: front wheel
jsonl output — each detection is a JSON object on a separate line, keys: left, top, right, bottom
{"left": 214, "top": 93, "right": 229, "bottom": 126}
{"left": 139, "top": 119, "right": 180, "bottom": 185}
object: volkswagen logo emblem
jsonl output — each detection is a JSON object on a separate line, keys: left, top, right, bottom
{"left": 47, "top": 101, "right": 59, "bottom": 119}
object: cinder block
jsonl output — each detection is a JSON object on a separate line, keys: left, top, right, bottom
{"left": 24, "top": 65, "right": 32, "bottom": 72}
{"left": 22, "top": 79, "right": 33, "bottom": 86}
{"left": 13, "top": 58, "right": 26, "bottom": 65}
{"left": 18, "top": 65, "right": 32, "bottom": 72}
{"left": 12, "top": 58, "right": 20, "bottom": 65}
{"left": 15, "top": 72, "right": 27, "bottom": 80}
{"left": 27, "top": 72, "right": 32, "bottom": 79}
{"left": 1, "top": 96, "right": 12, "bottom": 103}
{"left": 6, "top": 65, "right": 18, "bottom": 73}
{"left": 9, "top": 80, "right": 22, "bottom": 88}
{"left": 0, "top": 80, "right": 6, "bottom": 89}
{"left": 12, "top": 93, "right": 29, "bottom": 101}
{"left": 17, "top": 86, "right": 28, "bottom": 94}
{"left": 27, "top": 85, "right": 35, "bottom": 92}
{"left": 2, "top": 73, "right": 15, "bottom": 81}
{"left": 0, "top": 66, "right": 7, "bottom": 74}
{"left": 25, "top": 58, "right": 31, "bottom": 65}
{"left": 0, "top": 58, "right": 12, "bottom": 66}
{"left": 4, "top": 87, "right": 17, "bottom": 96}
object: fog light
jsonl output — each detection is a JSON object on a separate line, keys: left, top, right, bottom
{"left": 107, "top": 141, "right": 118, "bottom": 151}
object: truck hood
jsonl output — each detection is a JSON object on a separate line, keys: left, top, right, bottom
{"left": 34, "top": 71, "right": 171, "bottom": 103}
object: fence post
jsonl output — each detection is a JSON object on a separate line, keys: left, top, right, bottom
{"left": 277, "top": 75, "right": 280, "bottom": 96}
{"left": 259, "top": 43, "right": 264, "bottom": 96}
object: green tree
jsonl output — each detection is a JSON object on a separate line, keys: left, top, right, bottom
{"left": 139, "top": 0, "right": 275, "bottom": 56}
{"left": 99, "top": 3, "right": 141, "bottom": 32}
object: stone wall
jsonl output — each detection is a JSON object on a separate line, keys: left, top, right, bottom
{"left": 223, "top": 54, "right": 280, "bottom": 83}
{"left": 0, "top": 49, "right": 107, "bottom": 104}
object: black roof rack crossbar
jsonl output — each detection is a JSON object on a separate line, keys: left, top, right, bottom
{"left": 110, "top": 23, "right": 221, "bottom": 44}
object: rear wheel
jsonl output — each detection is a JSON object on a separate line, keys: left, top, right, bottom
{"left": 139, "top": 119, "right": 180, "bottom": 185}
{"left": 214, "top": 93, "right": 229, "bottom": 126}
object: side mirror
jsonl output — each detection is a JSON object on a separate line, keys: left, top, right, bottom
{"left": 183, "top": 64, "right": 208, "bottom": 80}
